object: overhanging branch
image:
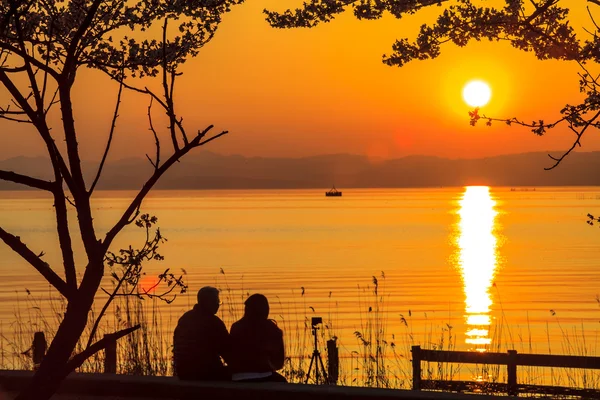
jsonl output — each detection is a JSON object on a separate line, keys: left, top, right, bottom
{"left": 544, "top": 110, "right": 600, "bottom": 170}
{"left": 0, "top": 170, "right": 54, "bottom": 191}
{"left": 0, "top": 226, "right": 71, "bottom": 299}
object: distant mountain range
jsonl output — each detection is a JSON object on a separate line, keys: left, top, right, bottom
{"left": 1, "top": 151, "right": 600, "bottom": 190}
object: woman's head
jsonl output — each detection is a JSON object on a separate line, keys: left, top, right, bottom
{"left": 244, "top": 293, "right": 269, "bottom": 319}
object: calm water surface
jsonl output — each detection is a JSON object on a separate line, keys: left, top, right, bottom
{"left": 1, "top": 187, "right": 600, "bottom": 362}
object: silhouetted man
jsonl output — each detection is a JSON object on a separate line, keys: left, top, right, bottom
{"left": 173, "top": 286, "right": 230, "bottom": 381}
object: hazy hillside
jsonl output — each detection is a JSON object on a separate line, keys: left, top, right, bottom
{"left": 1, "top": 151, "right": 600, "bottom": 190}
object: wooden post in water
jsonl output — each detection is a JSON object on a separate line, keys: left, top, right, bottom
{"left": 411, "top": 345, "right": 422, "bottom": 390}
{"left": 507, "top": 349, "right": 518, "bottom": 396}
{"left": 32, "top": 331, "right": 46, "bottom": 371}
{"left": 104, "top": 334, "right": 117, "bottom": 374}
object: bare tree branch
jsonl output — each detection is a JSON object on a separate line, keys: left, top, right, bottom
{"left": 102, "top": 126, "right": 228, "bottom": 252}
{"left": 147, "top": 97, "right": 160, "bottom": 169}
{"left": 197, "top": 129, "right": 228, "bottom": 147}
{"left": 0, "top": 114, "right": 31, "bottom": 123}
{"left": 585, "top": 6, "right": 600, "bottom": 32}
{"left": 138, "top": 272, "right": 185, "bottom": 303}
{"left": 0, "top": 42, "right": 60, "bottom": 80}
{"left": 66, "top": 325, "right": 140, "bottom": 372}
{"left": 103, "top": 73, "right": 188, "bottom": 149}
{"left": 471, "top": 95, "right": 600, "bottom": 169}
{"left": 52, "top": 183, "right": 77, "bottom": 292}
{"left": 161, "top": 18, "right": 179, "bottom": 152}
{"left": 86, "top": 264, "right": 135, "bottom": 349}
{"left": 0, "top": 70, "right": 76, "bottom": 191}
{"left": 57, "top": 85, "right": 87, "bottom": 190}
{"left": 170, "top": 71, "right": 188, "bottom": 145}
{"left": 57, "top": 85, "right": 100, "bottom": 257}
{"left": 0, "top": 64, "right": 27, "bottom": 72}
{"left": 89, "top": 75, "right": 124, "bottom": 195}
{"left": 0, "top": 226, "right": 71, "bottom": 299}
{"left": 544, "top": 110, "right": 600, "bottom": 170}
{"left": 0, "top": 106, "right": 27, "bottom": 115}
{"left": 40, "top": 22, "right": 55, "bottom": 111}
{"left": 62, "top": 0, "right": 104, "bottom": 83}
{"left": 57, "top": 0, "right": 108, "bottom": 230}
{"left": 43, "top": 87, "right": 59, "bottom": 116}
{"left": 0, "top": 170, "right": 54, "bottom": 190}
{"left": 14, "top": 13, "right": 44, "bottom": 113}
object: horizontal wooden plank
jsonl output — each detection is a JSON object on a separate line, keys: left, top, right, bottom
{"left": 518, "top": 383, "right": 600, "bottom": 398}
{"left": 417, "top": 348, "right": 600, "bottom": 370}
{"left": 421, "top": 380, "right": 508, "bottom": 393}
{"left": 419, "top": 350, "right": 509, "bottom": 365}
{"left": 421, "top": 380, "right": 600, "bottom": 398}
{"left": 516, "top": 353, "right": 600, "bottom": 369}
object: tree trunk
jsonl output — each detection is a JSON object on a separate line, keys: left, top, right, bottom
{"left": 16, "top": 260, "right": 103, "bottom": 400}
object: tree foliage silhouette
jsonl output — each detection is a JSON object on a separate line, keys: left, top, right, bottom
{"left": 266, "top": 0, "right": 600, "bottom": 169}
{"left": 0, "top": 1, "right": 241, "bottom": 398}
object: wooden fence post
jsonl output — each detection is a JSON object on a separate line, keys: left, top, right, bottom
{"left": 507, "top": 350, "right": 518, "bottom": 396}
{"left": 32, "top": 331, "right": 46, "bottom": 371}
{"left": 412, "top": 345, "right": 422, "bottom": 390}
{"left": 104, "top": 334, "right": 117, "bottom": 374}
{"left": 326, "top": 339, "right": 339, "bottom": 385}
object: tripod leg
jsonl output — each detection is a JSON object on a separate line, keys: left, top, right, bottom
{"left": 315, "top": 353, "right": 320, "bottom": 384}
{"left": 317, "top": 353, "right": 329, "bottom": 384}
{"left": 305, "top": 354, "right": 315, "bottom": 384}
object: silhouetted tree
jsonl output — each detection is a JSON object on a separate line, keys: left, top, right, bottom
{"left": 0, "top": 1, "right": 241, "bottom": 398}
{"left": 266, "top": 0, "right": 599, "bottom": 169}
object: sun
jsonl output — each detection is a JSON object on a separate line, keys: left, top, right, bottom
{"left": 462, "top": 80, "right": 491, "bottom": 108}
{"left": 139, "top": 276, "right": 159, "bottom": 293}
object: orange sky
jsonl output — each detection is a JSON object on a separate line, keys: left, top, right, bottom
{"left": 1, "top": 0, "right": 598, "bottom": 162}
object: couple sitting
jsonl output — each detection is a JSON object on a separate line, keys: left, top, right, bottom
{"left": 173, "top": 286, "right": 286, "bottom": 383}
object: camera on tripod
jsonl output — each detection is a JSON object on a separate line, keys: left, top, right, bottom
{"left": 306, "top": 316, "right": 328, "bottom": 385}
{"left": 311, "top": 316, "right": 322, "bottom": 328}
{"left": 306, "top": 316, "right": 339, "bottom": 385}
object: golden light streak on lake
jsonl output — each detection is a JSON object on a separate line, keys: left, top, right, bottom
{"left": 457, "top": 186, "right": 498, "bottom": 350}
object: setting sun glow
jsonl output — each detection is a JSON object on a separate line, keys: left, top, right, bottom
{"left": 462, "top": 80, "right": 492, "bottom": 107}
{"left": 457, "top": 186, "right": 499, "bottom": 350}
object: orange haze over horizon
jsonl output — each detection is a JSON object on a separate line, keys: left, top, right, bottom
{"left": 1, "top": 0, "right": 598, "bottom": 163}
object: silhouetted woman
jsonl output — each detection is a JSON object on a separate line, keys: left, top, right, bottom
{"left": 229, "top": 294, "right": 287, "bottom": 382}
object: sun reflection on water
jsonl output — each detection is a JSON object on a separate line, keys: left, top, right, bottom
{"left": 457, "top": 186, "right": 498, "bottom": 351}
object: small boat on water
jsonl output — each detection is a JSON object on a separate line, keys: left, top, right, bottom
{"left": 325, "top": 185, "right": 342, "bottom": 197}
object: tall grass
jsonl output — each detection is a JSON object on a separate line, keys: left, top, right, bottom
{"left": 0, "top": 283, "right": 175, "bottom": 376}
{"left": 353, "top": 274, "right": 389, "bottom": 387}
{"left": 2, "top": 272, "right": 600, "bottom": 394}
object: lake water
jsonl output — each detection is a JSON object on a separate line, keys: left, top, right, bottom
{"left": 1, "top": 187, "right": 600, "bottom": 383}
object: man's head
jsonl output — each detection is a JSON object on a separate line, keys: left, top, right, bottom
{"left": 197, "top": 286, "right": 220, "bottom": 315}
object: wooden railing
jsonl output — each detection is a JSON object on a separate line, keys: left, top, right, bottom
{"left": 31, "top": 331, "right": 121, "bottom": 373}
{"left": 412, "top": 345, "right": 600, "bottom": 397}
